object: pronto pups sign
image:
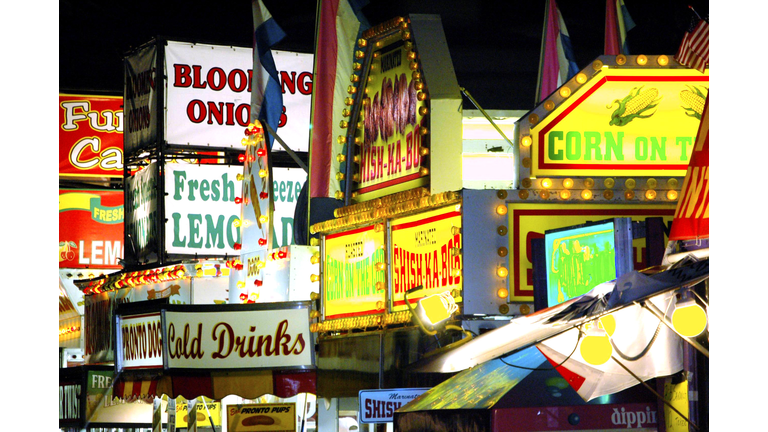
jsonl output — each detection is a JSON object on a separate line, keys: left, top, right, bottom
{"left": 530, "top": 68, "right": 708, "bottom": 177}
{"left": 163, "top": 304, "right": 313, "bottom": 370}
{"left": 227, "top": 403, "right": 296, "bottom": 432}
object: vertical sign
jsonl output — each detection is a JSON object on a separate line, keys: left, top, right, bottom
{"left": 126, "top": 162, "right": 160, "bottom": 264}
{"left": 124, "top": 43, "right": 158, "bottom": 155}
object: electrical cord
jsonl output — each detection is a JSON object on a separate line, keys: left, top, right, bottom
{"left": 499, "top": 325, "right": 583, "bottom": 371}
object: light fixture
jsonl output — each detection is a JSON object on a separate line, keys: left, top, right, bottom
{"left": 636, "top": 55, "right": 648, "bottom": 65}
{"left": 496, "top": 266, "right": 508, "bottom": 278}
{"left": 624, "top": 178, "right": 636, "bottom": 189}
{"left": 581, "top": 189, "right": 593, "bottom": 200}
{"left": 416, "top": 291, "right": 458, "bottom": 326}
{"left": 541, "top": 178, "right": 553, "bottom": 189}
{"left": 310, "top": 274, "right": 320, "bottom": 283}
{"left": 496, "top": 204, "right": 508, "bottom": 216}
{"left": 576, "top": 73, "right": 587, "bottom": 84}
{"left": 657, "top": 55, "right": 669, "bottom": 66}
{"left": 666, "top": 190, "right": 679, "bottom": 200}
{"left": 672, "top": 294, "right": 708, "bottom": 337}
{"left": 559, "top": 190, "right": 571, "bottom": 200}
{"left": 521, "top": 136, "right": 532, "bottom": 147}
{"left": 645, "top": 189, "right": 657, "bottom": 200}
{"left": 579, "top": 319, "right": 613, "bottom": 365}
{"left": 562, "top": 178, "right": 574, "bottom": 189}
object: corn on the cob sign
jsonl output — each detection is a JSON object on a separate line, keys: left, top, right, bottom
{"left": 531, "top": 68, "right": 708, "bottom": 177}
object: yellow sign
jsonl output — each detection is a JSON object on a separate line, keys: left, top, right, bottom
{"left": 175, "top": 398, "right": 221, "bottom": 428}
{"left": 506, "top": 203, "right": 675, "bottom": 301}
{"left": 531, "top": 68, "right": 708, "bottom": 177}
{"left": 353, "top": 30, "right": 429, "bottom": 201}
{"left": 324, "top": 225, "right": 386, "bottom": 319}
{"left": 227, "top": 403, "right": 296, "bottom": 432}
{"left": 664, "top": 379, "right": 689, "bottom": 432}
{"left": 390, "top": 205, "right": 463, "bottom": 311}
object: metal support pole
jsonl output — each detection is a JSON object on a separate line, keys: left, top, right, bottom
{"left": 263, "top": 122, "right": 309, "bottom": 173}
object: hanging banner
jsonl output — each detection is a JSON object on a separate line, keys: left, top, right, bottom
{"left": 227, "top": 403, "right": 296, "bottom": 432}
{"left": 165, "top": 41, "right": 312, "bottom": 151}
{"left": 530, "top": 68, "right": 708, "bottom": 177}
{"left": 60, "top": 189, "right": 124, "bottom": 269}
{"left": 164, "top": 164, "right": 243, "bottom": 256}
{"left": 506, "top": 203, "right": 676, "bottom": 301}
{"left": 389, "top": 205, "right": 463, "bottom": 311}
{"left": 163, "top": 304, "right": 313, "bottom": 370}
{"left": 124, "top": 42, "right": 158, "bottom": 155}
{"left": 669, "top": 96, "right": 709, "bottom": 241}
{"left": 126, "top": 163, "right": 160, "bottom": 264}
{"left": 59, "top": 94, "right": 124, "bottom": 177}
{"left": 323, "top": 225, "right": 386, "bottom": 320}
{"left": 85, "top": 288, "right": 133, "bottom": 364}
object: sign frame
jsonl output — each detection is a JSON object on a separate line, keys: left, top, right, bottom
{"left": 358, "top": 388, "right": 430, "bottom": 424}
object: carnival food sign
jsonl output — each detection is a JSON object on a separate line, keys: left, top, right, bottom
{"left": 390, "top": 205, "right": 463, "bottom": 311}
{"left": 115, "top": 312, "right": 164, "bottom": 372}
{"left": 59, "top": 94, "right": 123, "bottom": 177}
{"left": 165, "top": 164, "right": 242, "bottom": 256}
{"left": 506, "top": 203, "right": 676, "bottom": 302}
{"left": 530, "top": 68, "right": 708, "bottom": 177}
{"left": 124, "top": 42, "right": 158, "bottom": 155}
{"left": 163, "top": 304, "right": 313, "bottom": 370}
{"left": 165, "top": 41, "right": 313, "bottom": 151}
{"left": 323, "top": 225, "right": 386, "bottom": 320}
{"left": 59, "top": 189, "right": 124, "bottom": 269}
{"left": 350, "top": 26, "right": 430, "bottom": 201}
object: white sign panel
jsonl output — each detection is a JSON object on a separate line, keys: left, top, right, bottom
{"left": 272, "top": 167, "right": 306, "bottom": 248}
{"left": 165, "top": 164, "right": 242, "bottom": 256}
{"left": 164, "top": 305, "right": 313, "bottom": 369}
{"left": 164, "top": 41, "right": 312, "bottom": 152}
{"left": 117, "top": 312, "right": 164, "bottom": 371}
{"left": 359, "top": 388, "right": 429, "bottom": 424}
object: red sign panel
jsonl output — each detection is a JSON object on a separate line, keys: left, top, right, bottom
{"left": 669, "top": 96, "right": 709, "bottom": 241}
{"left": 59, "top": 94, "right": 124, "bottom": 177}
{"left": 59, "top": 189, "right": 124, "bottom": 269}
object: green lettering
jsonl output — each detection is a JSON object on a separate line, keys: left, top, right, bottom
{"left": 226, "top": 215, "right": 241, "bottom": 248}
{"left": 211, "top": 180, "right": 221, "bottom": 201}
{"left": 548, "top": 131, "right": 564, "bottom": 160}
{"left": 635, "top": 136, "right": 648, "bottom": 161}
{"left": 583, "top": 131, "right": 602, "bottom": 161}
{"left": 565, "top": 131, "right": 581, "bottom": 161}
{"left": 676, "top": 137, "right": 693, "bottom": 161}
{"left": 604, "top": 132, "right": 624, "bottom": 161}
{"left": 173, "top": 170, "right": 186, "bottom": 200}
{"left": 204, "top": 215, "right": 225, "bottom": 249}
{"left": 200, "top": 179, "right": 210, "bottom": 201}
{"left": 188, "top": 214, "right": 203, "bottom": 248}
{"left": 281, "top": 217, "right": 293, "bottom": 247}
{"left": 650, "top": 137, "right": 666, "bottom": 161}
{"left": 172, "top": 213, "right": 186, "bottom": 247}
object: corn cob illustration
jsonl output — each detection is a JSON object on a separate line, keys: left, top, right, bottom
{"left": 680, "top": 85, "right": 708, "bottom": 120}
{"left": 606, "top": 86, "right": 663, "bottom": 126}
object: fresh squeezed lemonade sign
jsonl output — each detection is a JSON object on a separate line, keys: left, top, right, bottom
{"left": 390, "top": 206, "right": 462, "bottom": 310}
{"left": 165, "top": 164, "right": 242, "bottom": 255}
{"left": 532, "top": 68, "right": 708, "bottom": 177}
{"left": 324, "top": 226, "right": 386, "bottom": 319}
{"left": 355, "top": 35, "right": 428, "bottom": 197}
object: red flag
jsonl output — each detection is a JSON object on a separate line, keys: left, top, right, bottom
{"left": 675, "top": 19, "right": 709, "bottom": 73}
{"left": 669, "top": 95, "right": 709, "bottom": 241}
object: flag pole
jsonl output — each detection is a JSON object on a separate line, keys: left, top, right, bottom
{"left": 688, "top": 5, "right": 702, "bottom": 21}
{"left": 534, "top": 0, "right": 550, "bottom": 105}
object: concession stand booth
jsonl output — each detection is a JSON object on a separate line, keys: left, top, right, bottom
{"left": 305, "top": 12, "right": 708, "bottom": 432}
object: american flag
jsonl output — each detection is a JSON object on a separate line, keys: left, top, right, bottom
{"left": 675, "top": 18, "right": 709, "bottom": 73}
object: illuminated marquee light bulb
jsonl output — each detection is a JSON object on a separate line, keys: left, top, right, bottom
{"left": 562, "top": 178, "right": 574, "bottom": 189}
{"left": 496, "top": 204, "right": 508, "bottom": 216}
{"left": 257, "top": 148, "right": 267, "bottom": 157}
{"left": 259, "top": 169, "right": 268, "bottom": 178}
{"left": 310, "top": 253, "right": 320, "bottom": 265}
{"left": 235, "top": 197, "right": 243, "bottom": 204}
{"left": 666, "top": 190, "right": 679, "bottom": 201}
{"left": 236, "top": 174, "right": 244, "bottom": 181}
{"left": 258, "top": 238, "right": 268, "bottom": 246}
{"left": 233, "top": 218, "right": 242, "bottom": 227}
{"left": 375, "top": 262, "right": 386, "bottom": 271}
{"left": 521, "top": 136, "right": 532, "bottom": 147}
{"left": 581, "top": 189, "right": 593, "bottom": 200}
{"left": 559, "top": 190, "right": 571, "bottom": 200}
{"left": 497, "top": 266, "right": 509, "bottom": 278}
{"left": 540, "top": 178, "right": 553, "bottom": 189}
{"left": 672, "top": 297, "right": 708, "bottom": 337}
{"left": 497, "top": 287, "right": 509, "bottom": 299}
{"left": 259, "top": 215, "right": 269, "bottom": 224}
{"left": 238, "top": 153, "right": 246, "bottom": 163}
{"left": 645, "top": 189, "right": 657, "bottom": 200}
{"left": 237, "top": 281, "right": 246, "bottom": 289}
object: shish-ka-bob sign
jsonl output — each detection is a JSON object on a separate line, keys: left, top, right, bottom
{"left": 163, "top": 303, "right": 314, "bottom": 370}
{"left": 530, "top": 68, "right": 709, "bottom": 177}
{"left": 165, "top": 164, "right": 243, "bottom": 256}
